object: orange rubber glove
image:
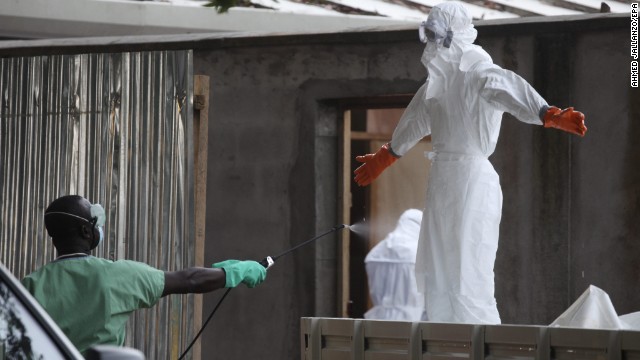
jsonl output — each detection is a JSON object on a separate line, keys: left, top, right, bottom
{"left": 354, "top": 143, "right": 398, "bottom": 186}
{"left": 543, "top": 106, "right": 587, "bottom": 137}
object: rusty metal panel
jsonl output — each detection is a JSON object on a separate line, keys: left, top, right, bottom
{"left": 0, "top": 50, "right": 195, "bottom": 358}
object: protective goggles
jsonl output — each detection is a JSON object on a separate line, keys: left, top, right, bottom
{"left": 419, "top": 20, "right": 453, "bottom": 48}
{"left": 90, "top": 204, "right": 106, "bottom": 227}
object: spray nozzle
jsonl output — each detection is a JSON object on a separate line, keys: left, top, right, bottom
{"left": 259, "top": 256, "right": 275, "bottom": 269}
{"left": 333, "top": 224, "right": 350, "bottom": 231}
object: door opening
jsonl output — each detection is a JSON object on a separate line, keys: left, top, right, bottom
{"left": 338, "top": 100, "right": 432, "bottom": 318}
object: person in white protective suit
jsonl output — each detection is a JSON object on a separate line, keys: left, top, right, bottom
{"left": 353, "top": 1, "right": 587, "bottom": 324}
{"left": 364, "top": 209, "right": 426, "bottom": 321}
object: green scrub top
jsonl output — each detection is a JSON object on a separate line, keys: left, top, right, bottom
{"left": 21, "top": 256, "right": 164, "bottom": 354}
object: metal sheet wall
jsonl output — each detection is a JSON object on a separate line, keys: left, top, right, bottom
{"left": 0, "top": 51, "right": 195, "bottom": 358}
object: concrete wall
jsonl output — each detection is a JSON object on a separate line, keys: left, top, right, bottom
{"left": 191, "top": 14, "right": 638, "bottom": 359}
{"left": 478, "top": 17, "right": 640, "bottom": 324}
{"left": 1, "top": 12, "right": 636, "bottom": 360}
{"left": 194, "top": 35, "right": 425, "bottom": 359}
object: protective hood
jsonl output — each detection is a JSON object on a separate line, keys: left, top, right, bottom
{"left": 365, "top": 209, "right": 423, "bottom": 264}
{"left": 365, "top": 209, "right": 426, "bottom": 321}
{"left": 420, "top": 1, "right": 492, "bottom": 99}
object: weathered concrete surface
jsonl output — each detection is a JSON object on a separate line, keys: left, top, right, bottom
{"left": 195, "top": 41, "right": 425, "bottom": 359}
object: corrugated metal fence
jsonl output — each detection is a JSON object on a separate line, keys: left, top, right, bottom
{"left": 0, "top": 50, "right": 196, "bottom": 359}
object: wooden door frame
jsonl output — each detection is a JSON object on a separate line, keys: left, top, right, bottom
{"left": 336, "top": 95, "right": 414, "bottom": 318}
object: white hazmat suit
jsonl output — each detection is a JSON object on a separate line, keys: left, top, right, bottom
{"left": 364, "top": 209, "right": 425, "bottom": 321}
{"left": 397, "top": 2, "right": 549, "bottom": 324}
{"left": 355, "top": 1, "right": 585, "bottom": 324}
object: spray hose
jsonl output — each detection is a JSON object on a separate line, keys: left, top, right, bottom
{"left": 177, "top": 224, "right": 349, "bottom": 360}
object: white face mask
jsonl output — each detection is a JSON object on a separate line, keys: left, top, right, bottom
{"left": 421, "top": 41, "right": 439, "bottom": 68}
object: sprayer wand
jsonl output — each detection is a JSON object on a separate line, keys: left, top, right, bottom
{"left": 258, "top": 224, "right": 349, "bottom": 270}
{"left": 177, "top": 224, "right": 349, "bottom": 360}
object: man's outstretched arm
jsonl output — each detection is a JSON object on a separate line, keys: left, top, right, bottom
{"left": 162, "top": 260, "right": 266, "bottom": 296}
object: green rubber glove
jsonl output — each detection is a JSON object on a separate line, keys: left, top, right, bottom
{"left": 212, "top": 260, "right": 267, "bottom": 288}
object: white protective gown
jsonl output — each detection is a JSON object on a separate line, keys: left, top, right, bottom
{"left": 390, "top": 2, "right": 548, "bottom": 324}
{"left": 364, "top": 209, "right": 425, "bottom": 321}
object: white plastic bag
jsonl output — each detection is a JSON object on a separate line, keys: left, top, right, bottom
{"left": 550, "top": 285, "right": 623, "bottom": 329}
{"left": 619, "top": 311, "right": 640, "bottom": 330}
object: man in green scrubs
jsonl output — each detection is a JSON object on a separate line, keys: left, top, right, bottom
{"left": 22, "top": 195, "right": 266, "bottom": 354}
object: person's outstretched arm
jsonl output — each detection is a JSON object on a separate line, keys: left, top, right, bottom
{"left": 162, "top": 260, "right": 266, "bottom": 296}
{"left": 478, "top": 64, "right": 586, "bottom": 136}
{"left": 353, "top": 83, "right": 432, "bottom": 187}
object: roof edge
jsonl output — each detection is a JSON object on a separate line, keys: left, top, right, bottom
{"left": 0, "top": 12, "right": 628, "bottom": 57}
